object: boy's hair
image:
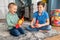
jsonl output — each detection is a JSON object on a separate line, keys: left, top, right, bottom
{"left": 37, "top": 1, "right": 45, "bottom": 7}
{"left": 8, "top": 2, "right": 17, "bottom": 8}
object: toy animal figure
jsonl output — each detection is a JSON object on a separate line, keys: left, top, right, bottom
{"left": 32, "top": 20, "right": 39, "bottom": 28}
{"left": 35, "top": 20, "right": 39, "bottom": 27}
{"left": 15, "top": 24, "right": 19, "bottom": 29}
{"left": 16, "top": 16, "right": 24, "bottom": 29}
{"left": 18, "top": 16, "right": 24, "bottom": 25}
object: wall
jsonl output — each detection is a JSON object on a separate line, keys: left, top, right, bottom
{"left": 0, "top": 0, "right": 15, "bottom": 19}
{"left": 32, "top": 0, "right": 42, "bottom": 13}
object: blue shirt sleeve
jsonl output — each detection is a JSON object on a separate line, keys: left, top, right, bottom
{"left": 45, "top": 12, "right": 49, "bottom": 19}
{"left": 33, "top": 12, "right": 38, "bottom": 18}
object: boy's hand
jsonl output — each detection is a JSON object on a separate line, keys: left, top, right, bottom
{"left": 19, "top": 25, "right": 22, "bottom": 27}
{"left": 15, "top": 24, "right": 19, "bottom": 28}
{"left": 31, "top": 25, "right": 35, "bottom": 28}
{"left": 35, "top": 24, "right": 42, "bottom": 28}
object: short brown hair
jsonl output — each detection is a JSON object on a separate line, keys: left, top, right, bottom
{"left": 37, "top": 1, "right": 45, "bottom": 7}
{"left": 8, "top": 2, "right": 17, "bottom": 8}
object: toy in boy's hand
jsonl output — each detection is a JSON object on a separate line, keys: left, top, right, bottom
{"left": 15, "top": 24, "right": 19, "bottom": 29}
{"left": 35, "top": 20, "right": 39, "bottom": 27}
{"left": 33, "top": 20, "right": 39, "bottom": 28}
{"left": 15, "top": 16, "right": 24, "bottom": 29}
{"left": 18, "top": 16, "right": 24, "bottom": 25}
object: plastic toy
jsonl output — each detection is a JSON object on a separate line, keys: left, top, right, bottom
{"left": 35, "top": 20, "right": 39, "bottom": 27}
{"left": 51, "top": 9, "right": 60, "bottom": 27}
{"left": 53, "top": 16, "right": 60, "bottom": 26}
{"left": 32, "top": 20, "right": 39, "bottom": 28}
{"left": 18, "top": 16, "right": 24, "bottom": 25}
{"left": 15, "top": 16, "right": 24, "bottom": 29}
{"left": 15, "top": 24, "right": 19, "bottom": 29}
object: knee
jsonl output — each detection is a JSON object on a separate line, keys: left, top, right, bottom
{"left": 19, "top": 28, "right": 25, "bottom": 34}
{"left": 10, "top": 32, "right": 20, "bottom": 37}
{"left": 47, "top": 25, "right": 52, "bottom": 30}
{"left": 15, "top": 33, "right": 20, "bottom": 36}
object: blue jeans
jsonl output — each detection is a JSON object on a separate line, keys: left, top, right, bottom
{"left": 26, "top": 25, "right": 52, "bottom": 32}
{"left": 9, "top": 27, "right": 25, "bottom": 36}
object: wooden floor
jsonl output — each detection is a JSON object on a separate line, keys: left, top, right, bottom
{"left": 44, "top": 27, "right": 60, "bottom": 40}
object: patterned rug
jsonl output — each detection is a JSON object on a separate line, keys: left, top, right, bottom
{"left": 0, "top": 21, "right": 60, "bottom": 40}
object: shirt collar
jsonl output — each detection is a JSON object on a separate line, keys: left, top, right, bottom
{"left": 37, "top": 11, "right": 44, "bottom": 16}
{"left": 8, "top": 12, "right": 16, "bottom": 15}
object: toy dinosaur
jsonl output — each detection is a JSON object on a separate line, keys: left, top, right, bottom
{"left": 16, "top": 16, "right": 24, "bottom": 29}
{"left": 32, "top": 20, "right": 39, "bottom": 28}
{"left": 35, "top": 20, "right": 39, "bottom": 27}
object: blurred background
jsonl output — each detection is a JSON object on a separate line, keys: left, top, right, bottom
{"left": 0, "top": 0, "right": 60, "bottom": 20}
{"left": 0, "top": 0, "right": 60, "bottom": 24}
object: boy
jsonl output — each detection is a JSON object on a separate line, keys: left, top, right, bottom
{"left": 26, "top": 1, "right": 51, "bottom": 32}
{"left": 6, "top": 2, "right": 25, "bottom": 36}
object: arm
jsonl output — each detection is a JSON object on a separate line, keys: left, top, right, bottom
{"left": 31, "top": 12, "right": 38, "bottom": 28}
{"left": 30, "top": 18, "right": 36, "bottom": 28}
{"left": 39, "top": 18, "right": 50, "bottom": 27}
{"left": 6, "top": 15, "right": 15, "bottom": 27}
{"left": 36, "top": 12, "right": 50, "bottom": 28}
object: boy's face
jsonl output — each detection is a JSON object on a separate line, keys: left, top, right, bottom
{"left": 9, "top": 4, "right": 17, "bottom": 14}
{"left": 37, "top": 5, "right": 44, "bottom": 13}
